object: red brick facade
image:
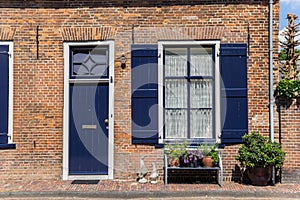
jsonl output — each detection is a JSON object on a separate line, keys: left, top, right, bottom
{"left": 0, "top": 1, "right": 290, "bottom": 183}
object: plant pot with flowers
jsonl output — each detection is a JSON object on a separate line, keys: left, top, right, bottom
{"left": 180, "top": 149, "right": 203, "bottom": 167}
{"left": 235, "top": 131, "right": 286, "bottom": 186}
{"left": 165, "top": 142, "right": 187, "bottom": 167}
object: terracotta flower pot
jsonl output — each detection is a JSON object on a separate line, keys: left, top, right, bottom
{"left": 247, "top": 166, "right": 272, "bottom": 186}
{"left": 202, "top": 156, "right": 213, "bottom": 167}
{"left": 168, "top": 157, "right": 180, "bottom": 167}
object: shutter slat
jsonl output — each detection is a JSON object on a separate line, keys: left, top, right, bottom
{"left": 131, "top": 45, "right": 158, "bottom": 144}
{"left": 220, "top": 43, "right": 248, "bottom": 144}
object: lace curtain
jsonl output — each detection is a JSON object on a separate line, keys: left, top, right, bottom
{"left": 164, "top": 48, "right": 213, "bottom": 139}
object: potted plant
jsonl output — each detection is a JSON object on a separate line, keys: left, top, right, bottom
{"left": 181, "top": 149, "right": 203, "bottom": 167}
{"left": 235, "top": 131, "right": 286, "bottom": 186}
{"left": 165, "top": 142, "right": 187, "bottom": 167}
{"left": 198, "top": 143, "right": 218, "bottom": 167}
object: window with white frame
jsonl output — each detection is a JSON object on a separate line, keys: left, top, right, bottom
{"left": 158, "top": 41, "right": 220, "bottom": 143}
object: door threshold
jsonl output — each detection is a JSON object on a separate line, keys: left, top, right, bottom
{"left": 67, "top": 175, "right": 109, "bottom": 180}
{"left": 71, "top": 180, "right": 99, "bottom": 184}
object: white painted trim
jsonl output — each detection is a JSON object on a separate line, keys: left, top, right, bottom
{"left": 63, "top": 42, "right": 70, "bottom": 180}
{"left": 67, "top": 175, "right": 109, "bottom": 180}
{"left": 63, "top": 41, "right": 114, "bottom": 180}
{"left": 158, "top": 40, "right": 221, "bottom": 143}
{"left": 69, "top": 79, "right": 110, "bottom": 84}
{"left": 108, "top": 41, "right": 114, "bottom": 180}
{"left": 0, "top": 42, "right": 14, "bottom": 143}
{"left": 158, "top": 43, "right": 164, "bottom": 144}
{"left": 214, "top": 41, "right": 221, "bottom": 143}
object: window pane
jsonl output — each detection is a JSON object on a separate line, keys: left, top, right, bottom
{"left": 73, "top": 64, "right": 89, "bottom": 76}
{"left": 90, "top": 65, "right": 108, "bottom": 76}
{"left": 165, "top": 79, "right": 187, "bottom": 108}
{"left": 165, "top": 109, "right": 187, "bottom": 138}
{"left": 190, "top": 109, "right": 212, "bottom": 138}
{"left": 90, "top": 48, "right": 107, "bottom": 64}
{"left": 190, "top": 47, "right": 213, "bottom": 76}
{"left": 72, "top": 47, "right": 108, "bottom": 78}
{"left": 190, "top": 79, "right": 213, "bottom": 108}
{"left": 73, "top": 52, "right": 88, "bottom": 63}
{"left": 165, "top": 48, "right": 187, "bottom": 77}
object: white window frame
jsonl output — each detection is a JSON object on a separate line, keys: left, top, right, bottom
{"left": 158, "top": 40, "right": 220, "bottom": 144}
{"left": 63, "top": 41, "right": 114, "bottom": 180}
{"left": 0, "top": 42, "right": 14, "bottom": 144}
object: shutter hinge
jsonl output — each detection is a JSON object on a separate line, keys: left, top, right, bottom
{"left": 110, "top": 76, "right": 113, "bottom": 83}
{"left": 217, "top": 50, "right": 220, "bottom": 57}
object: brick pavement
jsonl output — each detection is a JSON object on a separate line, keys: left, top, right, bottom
{"left": 0, "top": 180, "right": 300, "bottom": 199}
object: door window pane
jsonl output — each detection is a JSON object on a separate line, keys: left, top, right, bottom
{"left": 71, "top": 47, "right": 108, "bottom": 78}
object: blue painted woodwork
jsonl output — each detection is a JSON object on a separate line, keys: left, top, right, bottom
{"left": 131, "top": 45, "right": 158, "bottom": 144}
{"left": 220, "top": 43, "right": 248, "bottom": 144}
{"left": 69, "top": 83, "right": 109, "bottom": 175}
{"left": 0, "top": 45, "right": 9, "bottom": 144}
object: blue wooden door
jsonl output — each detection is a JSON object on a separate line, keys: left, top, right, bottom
{"left": 69, "top": 83, "right": 109, "bottom": 175}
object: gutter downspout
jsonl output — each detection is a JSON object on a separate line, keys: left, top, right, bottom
{"left": 269, "top": 0, "right": 275, "bottom": 186}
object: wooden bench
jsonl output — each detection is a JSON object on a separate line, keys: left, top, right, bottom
{"left": 164, "top": 151, "right": 223, "bottom": 187}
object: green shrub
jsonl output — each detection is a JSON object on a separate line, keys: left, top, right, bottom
{"left": 275, "top": 78, "right": 300, "bottom": 98}
{"left": 235, "top": 132, "right": 286, "bottom": 168}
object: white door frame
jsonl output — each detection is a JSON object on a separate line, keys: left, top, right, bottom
{"left": 63, "top": 41, "right": 114, "bottom": 180}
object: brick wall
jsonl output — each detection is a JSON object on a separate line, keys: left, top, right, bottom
{"left": 0, "top": 0, "right": 282, "bottom": 182}
{"left": 276, "top": 99, "right": 300, "bottom": 183}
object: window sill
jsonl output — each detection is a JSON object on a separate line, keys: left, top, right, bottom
{"left": 0, "top": 143, "right": 16, "bottom": 150}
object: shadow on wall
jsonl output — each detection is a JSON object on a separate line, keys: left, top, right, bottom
{"left": 0, "top": 0, "right": 271, "bottom": 9}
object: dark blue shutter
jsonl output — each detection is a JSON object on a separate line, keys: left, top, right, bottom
{"left": 220, "top": 43, "right": 248, "bottom": 144}
{"left": 131, "top": 45, "right": 158, "bottom": 144}
{"left": 0, "top": 45, "right": 9, "bottom": 144}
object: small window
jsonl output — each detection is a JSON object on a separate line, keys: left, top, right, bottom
{"left": 70, "top": 46, "right": 109, "bottom": 79}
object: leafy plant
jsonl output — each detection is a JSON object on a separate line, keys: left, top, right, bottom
{"left": 235, "top": 132, "right": 286, "bottom": 168}
{"left": 165, "top": 141, "right": 187, "bottom": 160}
{"left": 198, "top": 143, "right": 211, "bottom": 156}
{"left": 198, "top": 143, "right": 219, "bottom": 162}
{"left": 209, "top": 144, "right": 219, "bottom": 163}
{"left": 275, "top": 78, "right": 300, "bottom": 98}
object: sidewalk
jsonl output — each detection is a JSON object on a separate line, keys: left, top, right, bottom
{"left": 0, "top": 180, "right": 300, "bottom": 199}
